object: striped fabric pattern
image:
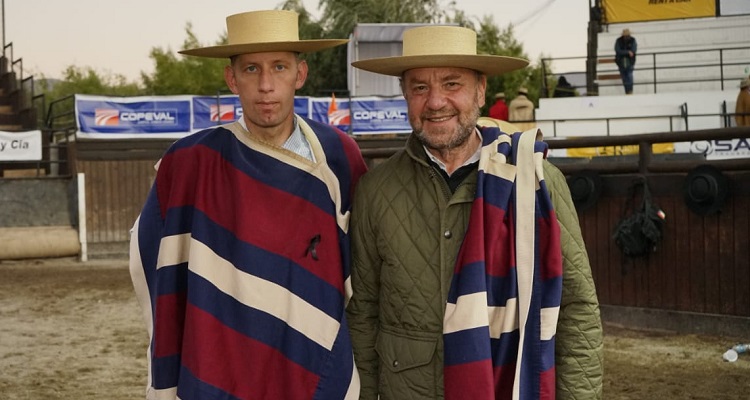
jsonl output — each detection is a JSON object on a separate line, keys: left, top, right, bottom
{"left": 130, "top": 117, "right": 366, "bottom": 400}
{"left": 443, "top": 128, "right": 563, "bottom": 400}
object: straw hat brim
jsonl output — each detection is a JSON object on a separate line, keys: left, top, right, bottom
{"left": 179, "top": 39, "right": 349, "bottom": 58}
{"left": 352, "top": 54, "right": 529, "bottom": 77}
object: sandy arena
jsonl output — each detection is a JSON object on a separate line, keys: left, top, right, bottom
{"left": 1, "top": 256, "right": 749, "bottom": 399}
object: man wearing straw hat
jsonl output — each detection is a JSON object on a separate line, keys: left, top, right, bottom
{"left": 347, "top": 25, "right": 602, "bottom": 400}
{"left": 129, "top": 9, "right": 366, "bottom": 400}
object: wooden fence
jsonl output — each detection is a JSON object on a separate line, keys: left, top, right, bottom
{"left": 580, "top": 172, "right": 749, "bottom": 318}
{"left": 69, "top": 128, "right": 750, "bottom": 320}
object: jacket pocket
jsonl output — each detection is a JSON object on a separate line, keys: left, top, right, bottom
{"left": 375, "top": 329, "right": 438, "bottom": 399}
{"left": 376, "top": 329, "right": 437, "bottom": 372}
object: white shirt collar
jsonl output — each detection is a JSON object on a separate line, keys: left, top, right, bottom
{"left": 423, "top": 128, "right": 483, "bottom": 175}
{"left": 237, "top": 115, "right": 314, "bottom": 162}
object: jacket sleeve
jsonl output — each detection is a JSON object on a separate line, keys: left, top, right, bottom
{"left": 346, "top": 176, "right": 383, "bottom": 400}
{"left": 614, "top": 38, "right": 624, "bottom": 56}
{"left": 543, "top": 161, "right": 604, "bottom": 400}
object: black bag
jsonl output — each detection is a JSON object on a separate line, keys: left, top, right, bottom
{"left": 612, "top": 178, "right": 665, "bottom": 257}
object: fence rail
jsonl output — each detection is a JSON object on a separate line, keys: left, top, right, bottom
{"left": 541, "top": 45, "right": 750, "bottom": 97}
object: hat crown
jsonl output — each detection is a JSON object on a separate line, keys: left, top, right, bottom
{"left": 403, "top": 26, "right": 477, "bottom": 57}
{"left": 226, "top": 10, "right": 300, "bottom": 45}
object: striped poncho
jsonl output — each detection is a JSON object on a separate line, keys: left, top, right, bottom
{"left": 129, "top": 117, "right": 366, "bottom": 400}
{"left": 443, "top": 128, "right": 563, "bottom": 400}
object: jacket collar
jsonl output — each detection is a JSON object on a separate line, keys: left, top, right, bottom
{"left": 404, "top": 132, "right": 478, "bottom": 201}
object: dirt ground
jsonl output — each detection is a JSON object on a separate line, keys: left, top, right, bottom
{"left": 1, "top": 257, "right": 749, "bottom": 400}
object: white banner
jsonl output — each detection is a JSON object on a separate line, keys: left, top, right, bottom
{"left": 0, "top": 130, "right": 42, "bottom": 161}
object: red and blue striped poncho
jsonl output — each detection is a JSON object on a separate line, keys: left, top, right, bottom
{"left": 443, "top": 128, "right": 563, "bottom": 400}
{"left": 129, "top": 117, "right": 367, "bottom": 400}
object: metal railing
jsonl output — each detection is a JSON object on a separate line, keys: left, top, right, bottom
{"left": 359, "top": 127, "right": 750, "bottom": 175}
{"left": 541, "top": 45, "right": 750, "bottom": 97}
{"left": 45, "top": 94, "right": 76, "bottom": 130}
{"left": 1, "top": 39, "right": 44, "bottom": 131}
{"left": 536, "top": 107, "right": 687, "bottom": 138}
{"left": 1, "top": 0, "right": 5, "bottom": 58}
{"left": 545, "top": 126, "right": 750, "bottom": 174}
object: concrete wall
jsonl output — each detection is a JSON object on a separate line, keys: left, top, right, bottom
{"left": 537, "top": 89, "right": 737, "bottom": 137}
{"left": 0, "top": 178, "right": 80, "bottom": 259}
{"left": 0, "top": 178, "right": 76, "bottom": 227}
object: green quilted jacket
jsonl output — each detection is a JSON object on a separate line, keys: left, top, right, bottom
{"left": 347, "top": 132, "right": 603, "bottom": 400}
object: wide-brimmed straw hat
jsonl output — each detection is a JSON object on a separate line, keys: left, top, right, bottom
{"left": 351, "top": 26, "right": 528, "bottom": 77}
{"left": 179, "top": 10, "right": 348, "bottom": 58}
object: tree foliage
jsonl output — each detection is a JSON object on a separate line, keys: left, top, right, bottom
{"left": 141, "top": 23, "right": 228, "bottom": 96}
{"left": 471, "top": 16, "right": 546, "bottom": 114}
{"left": 302, "top": 0, "right": 457, "bottom": 96}
{"left": 42, "top": 66, "right": 141, "bottom": 100}
{"left": 39, "top": 0, "right": 548, "bottom": 112}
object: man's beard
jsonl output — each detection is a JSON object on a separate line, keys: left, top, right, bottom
{"left": 414, "top": 106, "right": 480, "bottom": 151}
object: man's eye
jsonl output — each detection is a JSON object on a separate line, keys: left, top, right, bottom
{"left": 275, "top": 64, "right": 287, "bottom": 71}
{"left": 246, "top": 65, "right": 258, "bottom": 73}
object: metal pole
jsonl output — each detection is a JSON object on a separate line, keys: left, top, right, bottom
{"left": 541, "top": 59, "right": 548, "bottom": 98}
{"left": 2, "top": 0, "right": 5, "bottom": 57}
{"left": 719, "top": 49, "right": 725, "bottom": 90}
{"left": 652, "top": 53, "right": 657, "bottom": 94}
{"left": 586, "top": 0, "right": 601, "bottom": 96}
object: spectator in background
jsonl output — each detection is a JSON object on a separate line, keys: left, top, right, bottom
{"left": 509, "top": 87, "right": 536, "bottom": 131}
{"left": 736, "top": 78, "right": 750, "bottom": 127}
{"left": 553, "top": 75, "right": 575, "bottom": 98}
{"left": 614, "top": 28, "right": 637, "bottom": 94}
{"left": 488, "top": 91, "right": 509, "bottom": 120}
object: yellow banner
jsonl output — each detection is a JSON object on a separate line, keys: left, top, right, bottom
{"left": 567, "top": 143, "right": 674, "bottom": 158}
{"left": 603, "top": 0, "right": 715, "bottom": 23}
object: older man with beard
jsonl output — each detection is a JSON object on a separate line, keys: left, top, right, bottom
{"left": 346, "top": 25, "right": 603, "bottom": 400}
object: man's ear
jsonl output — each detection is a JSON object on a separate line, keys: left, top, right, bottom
{"left": 295, "top": 60, "right": 308, "bottom": 90}
{"left": 477, "top": 74, "right": 488, "bottom": 107}
{"left": 224, "top": 65, "right": 239, "bottom": 94}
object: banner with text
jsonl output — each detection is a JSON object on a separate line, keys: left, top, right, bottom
{"left": 350, "top": 97, "right": 412, "bottom": 134}
{"left": 76, "top": 94, "right": 193, "bottom": 139}
{"left": 674, "top": 138, "right": 750, "bottom": 160}
{"left": 603, "top": 0, "right": 715, "bottom": 23}
{"left": 308, "top": 95, "right": 412, "bottom": 135}
{"left": 75, "top": 94, "right": 412, "bottom": 138}
{"left": 0, "top": 130, "right": 42, "bottom": 161}
{"left": 192, "top": 96, "right": 311, "bottom": 130}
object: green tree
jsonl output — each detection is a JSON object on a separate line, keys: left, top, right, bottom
{"left": 37, "top": 66, "right": 141, "bottom": 128}
{"left": 42, "top": 66, "right": 140, "bottom": 100}
{"left": 303, "top": 0, "right": 457, "bottom": 96}
{"left": 141, "top": 23, "right": 228, "bottom": 96}
{"left": 281, "top": 0, "right": 339, "bottom": 96}
{"left": 470, "top": 16, "right": 549, "bottom": 114}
